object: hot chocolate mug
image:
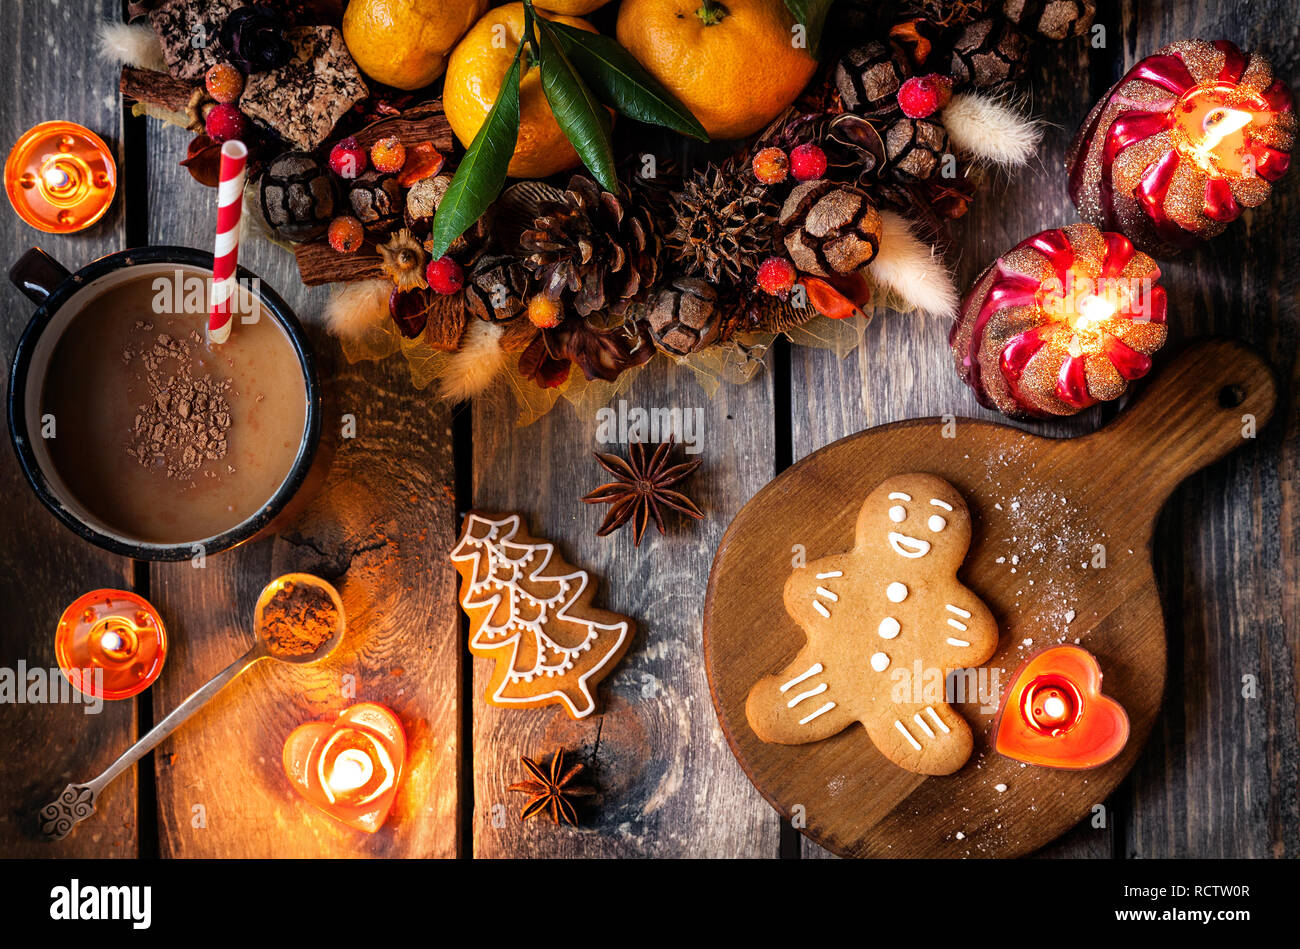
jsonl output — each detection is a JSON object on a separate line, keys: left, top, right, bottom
{"left": 7, "top": 246, "right": 322, "bottom": 561}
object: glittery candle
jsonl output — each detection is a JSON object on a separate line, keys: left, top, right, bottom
{"left": 1067, "top": 39, "right": 1295, "bottom": 257}
{"left": 950, "top": 222, "right": 1167, "bottom": 419}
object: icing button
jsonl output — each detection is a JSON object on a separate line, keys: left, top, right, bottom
{"left": 870, "top": 652, "right": 890, "bottom": 672}
{"left": 878, "top": 617, "right": 901, "bottom": 639}
{"left": 886, "top": 581, "right": 908, "bottom": 603}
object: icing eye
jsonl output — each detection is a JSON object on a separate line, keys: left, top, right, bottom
{"left": 889, "top": 505, "right": 906, "bottom": 522}
{"left": 928, "top": 514, "right": 947, "bottom": 532}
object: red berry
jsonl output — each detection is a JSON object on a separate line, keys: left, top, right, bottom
{"left": 204, "top": 103, "right": 248, "bottom": 143}
{"left": 327, "top": 216, "right": 364, "bottom": 254}
{"left": 370, "top": 136, "right": 406, "bottom": 174}
{"left": 204, "top": 63, "right": 244, "bottom": 104}
{"left": 328, "top": 136, "right": 368, "bottom": 179}
{"left": 425, "top": 255, "right": 464, "bottom": 294}
{"left": 789, "top": 143, "right": 827, "bottom": 182}
{"left": 752, "top": 146, "right": 789, "bottom": 185}
{"left": 756, "top": 256, "right": 797, "bottom": 298}
{"left": 898, "top": 74, "right": 953, "bottom": 119}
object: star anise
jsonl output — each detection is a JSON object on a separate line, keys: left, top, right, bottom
{"left": 582, "top": 438, "right": 704, "bottom": 546}
{"left": 508, "top": 749, "right": 595, "bottom": 825}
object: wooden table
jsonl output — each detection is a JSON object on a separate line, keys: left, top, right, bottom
{"left": 1, "top": 1, "right": 1295, "bottom": 859}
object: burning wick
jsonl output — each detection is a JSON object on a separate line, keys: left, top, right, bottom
{"left": 1198, "top": 107, "right": 1253, "bottom": 154}
{"left": 327, "top": 748, "right": 374, "bottom": 794}
{"left": 42, "top": 164, "right": 71, "bottom": 190}
{"left": 1073, "top": 294, "right": 1117, "bottom": 333}
{"left": 1042, "top": 694, "right": 1068, "bottom": 720}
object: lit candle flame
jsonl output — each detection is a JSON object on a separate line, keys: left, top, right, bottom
{"left": 327, "top": 748, "right": 374, "bottom": 794}
{"left": 42, "top": 165, "right": 71, "bottom": 190}
{"left": 1194, "top": 107, "right": 1253, "bottom": 162}
{"left": 1072, "top": 294, "right": 1117, "bottom": 334}
{"left": 1042, "top": 694, "right": 1067, "bottom": 720}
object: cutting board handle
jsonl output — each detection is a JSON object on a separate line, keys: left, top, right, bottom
{"left": 1079, "top": 338, "right": 1277, "bottom": 513}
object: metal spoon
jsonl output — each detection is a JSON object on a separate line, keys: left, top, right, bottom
{"left": 39, "top": 573, "right": 345, "bottom": 840}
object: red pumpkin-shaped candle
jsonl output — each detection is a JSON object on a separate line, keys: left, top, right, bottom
{"left": 951, "top": 222, "right": 1167, "bottom": 419}
{"left": 1067, "top": 39, "right": 1295, "bottom": 257}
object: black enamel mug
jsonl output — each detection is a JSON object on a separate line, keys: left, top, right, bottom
{"left": 7, "top": 246, "right": 322, "bottom": 561}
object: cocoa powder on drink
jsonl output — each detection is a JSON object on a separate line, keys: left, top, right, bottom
{"left": 123, "top": 325, "right": 234, "bottom": 479}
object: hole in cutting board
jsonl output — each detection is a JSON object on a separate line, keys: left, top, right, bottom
{"left": 1218, "top": 384, "right": 1245, "bottom": 408}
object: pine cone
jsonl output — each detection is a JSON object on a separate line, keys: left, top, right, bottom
{"left": 778, "top": 181, "right": 883, "bottom": 277}
{"left": 666, "top": 164, "right": 777, "bottom": 288}
{"left": 643, "top": 277, "right": 726, "bottom": 357}
{"left": 883, "top": 114, "right": 949, "bottom": 181}
{"left": 950, "top": 17, "right": 1030, "bottom": 89}
{"left": 1001, "top": 0, "right": 1094, "bottom": 39}
{"left": 516, "top": 176, "right": 661, "bottom": 320}
{"left": 464, "top": 254, "right": 530, "bottom": 322}
{"left": 835, "top": 41, "right": 913, "bottom": 118}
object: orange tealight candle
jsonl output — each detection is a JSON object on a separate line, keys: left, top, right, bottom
{"left": 5, "top": 121, "right": 117, "bottom": 233}
{"left": 283, "top": 703, "right": 407, "bottom": 833}
{"left": 995, "top": 645, "right": 1129, "bottom": 769}
{"left": 55, "top": 590, "right": 166, "bottom": 700}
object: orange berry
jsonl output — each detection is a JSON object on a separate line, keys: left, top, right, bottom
{"left": 327, "top": 216, "right": 365, "bottom": 254}
{"left": 527, "top": 293, "right": 563, "bottom": 328}
{"left": 370, "top": 136, "right": 407, "bottom": 174}
{"left": 752, "top": 146, "right": 789, "bottom": 184}
{"left": 205, "top": 62, "right": 245, "bottom": 104}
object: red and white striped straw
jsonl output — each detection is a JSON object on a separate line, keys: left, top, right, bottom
{"left": 208, "top": 139, "right": 248, "bottom": 345}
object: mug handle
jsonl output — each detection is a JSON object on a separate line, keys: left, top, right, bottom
{"left": 9, "top": 247, "right": 70, "bottom": 306}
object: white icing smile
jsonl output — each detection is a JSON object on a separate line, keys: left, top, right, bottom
{"left": 887, "top": 532, "right": 931, "bottom": 558}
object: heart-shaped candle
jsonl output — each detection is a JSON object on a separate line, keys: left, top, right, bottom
{"left": 283, "top": 702, "right": 406, "bottom": 833}
{"left": 994, "top": 645, "right": 1129, "bottom": 769}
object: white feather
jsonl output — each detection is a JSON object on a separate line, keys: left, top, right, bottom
{"left": 438, "top": 319, "right": 506, "bottom": 402}
{"left": 323, "top": 280, "right": 391, "bottom": 342}
{"left": 97, "top": 22, "right": 166, "bottom": 73}
{"left": 944, "top": 91, "right": 1043, "bottom": 167}
{"left": 867, "top": 211, "right": 959, "bottom": 319}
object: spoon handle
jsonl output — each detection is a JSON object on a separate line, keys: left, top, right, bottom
{"left": 40, "top": 647, "right": 262, "bottom": 839}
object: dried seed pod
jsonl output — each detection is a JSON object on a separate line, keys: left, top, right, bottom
{"left": 345, "top": 170, "right": 403, "bottom": 228}
{"left": 1001, "top": 0, "right": 1095, "bottom": 40}
{"left": 883, "top": 114, "right": 949, "bottom": 181}
{"left": 835, "top": 41, "right": 913, "bottom": 117}
{"left": 259, "top": 151, "right": 337, "bottom": 242}
{"left": 643, "top": 277, "right": 722, "bottom": 356}
{"left": 949, "top": 18, "right": 1030, "bottom": 90}
{"left": 778, "top": 181, "right": 883, "bottom": 276}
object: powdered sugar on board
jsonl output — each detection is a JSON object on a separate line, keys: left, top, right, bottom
{"left": 967, "top": 443, "right": 1136, "bottom": 644}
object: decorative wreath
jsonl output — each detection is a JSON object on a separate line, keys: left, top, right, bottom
{"left": 106, "top": 0, "right": 1096, "bottom": 421}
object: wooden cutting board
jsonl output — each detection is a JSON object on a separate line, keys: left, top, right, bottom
{"left": 703, "top": 339, "right": 1276, "bottom": 858}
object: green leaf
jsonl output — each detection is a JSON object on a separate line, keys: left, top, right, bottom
{"left": 428, "top": 42, "right": 523, "bottom": 259}
{"left": 534, "top": 16, "right": 618, "bottom": 192}
{"left": 545, "top": 20, "right": 708, "bottom": 142}
{"left": 784, "top": 0, "right": 834, "bottom": 58}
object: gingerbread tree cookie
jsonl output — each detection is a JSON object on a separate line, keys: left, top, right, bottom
{"left": 450, "top": 512, "right": 633, "bottom": 719}
{"left": 746, "top": 474, "right": 998, "bottom": 775}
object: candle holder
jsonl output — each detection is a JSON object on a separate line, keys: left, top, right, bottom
{"left": 5, "top": 121, "right": 117, "bottom": 233}
{"left": 994, "top": 645, "right": 1129, "bottom": 770}
{"left": 951, "top": 222, "right": 1168, "bottom": 419}
{"left": 55, "top": 590, "right": 166, "bottom": 700}
{"left": 1067, "top": 39, "right": 1295, "bottom": 257}
{"left": 283, "top": 702, "right": 406, "bottom": 833}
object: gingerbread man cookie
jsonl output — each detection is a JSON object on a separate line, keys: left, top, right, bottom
{"left": 746, "top": 474, "right": 998, "bottom": 775}
{"left": 450, "top": 512, "right": 633, "bottom": 719}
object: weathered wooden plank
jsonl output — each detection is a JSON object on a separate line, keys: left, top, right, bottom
{"left": 0, "top": 0, "right": 137, "bottom": 857}
{"left": 1122, "top": 6, "right": 1300, "bottom": 858}
{"left": 144, "top": 127, "right": 461, "bottom": 857}
{"left": 790, "top": 32, "right": 1112, "bottom": 857}
{"left": 471, "top": 358, "right": 781, "bottom": 856}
